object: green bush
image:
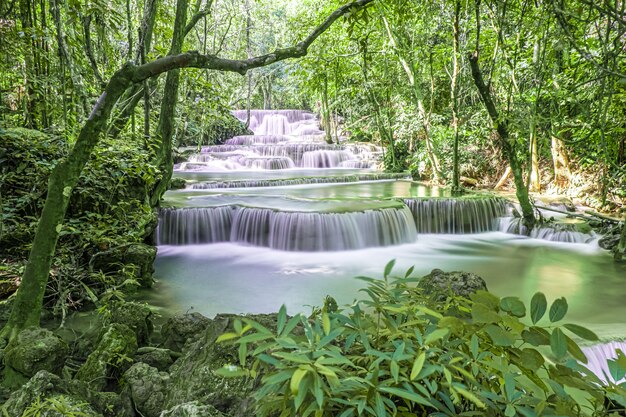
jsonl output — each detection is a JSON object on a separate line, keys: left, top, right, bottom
{"left": 217, "top": 261, "right": 626, "bottom": 417}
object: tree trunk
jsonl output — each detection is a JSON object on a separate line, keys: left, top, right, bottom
{"left": 469, "top": 50, "right": 535, "bottom": 230}
{"left": 451, "top": 0, "right": 461, "bottom": 193}
{"left": 616, "top": 218, "right": 626, "bottom": 262}
{"left": 550, "top": 135, "right": 571, "bottom": 187}
{"left": 150, "top": 0, "right": 189, "bottom": 207}
{"left": 529, "top": 126, "right": 541, "bottom": 192}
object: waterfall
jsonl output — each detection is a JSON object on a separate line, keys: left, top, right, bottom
{"left": 582, "top": 340, "right": 626, "bottom": 384}
{"left": 226, "top": 135, "right": 289, "bottom": 145}
{"left": 404, "top": 197, "right": 509, "bottom": 233}
{"left": 499, "top": 217, "right": 595, "bottom": 243}
{"left": 190, "top": 173, "right": 410, "bottom": 189}
{"left": 158, "top": 206, "right": 417, "bottom": 251}
{"left": 301, "top": 150, "right": 355, "bottom": 168}
{"left": 237, "top": 156, "right": 295, "bottom": 170}
{"left": 157, "top": 207, "right": 233, "bottom": 245}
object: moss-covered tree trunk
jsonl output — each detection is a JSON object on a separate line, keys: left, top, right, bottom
{"left": 150, "top": 0, "right": 189, "bottom": 207}
{"left": 469, "top": 51, "right": 535, "bottom": 230}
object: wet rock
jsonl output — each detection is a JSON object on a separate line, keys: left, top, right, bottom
{"left": 135, "top": 347, "right": 176, "bottom": 371}
{"left": 108, "top": 301, "right": 153, "bottom": 344}
{"left": 122, "top": 362, "right": 169, "bottom": 417}
{"left": 164, "top": 316, "right": 255, "bottom": 416}
{"left": 420, "top": 269, "right": 488, "bottom": 301}
{"left": 160, "top": 401, "right": 225, "bottom": 417}
{"left": 161, "top": 312, "right": 211, "bottom": 352}
{"left": 75, "top": 323, "right": 138, "bottom": 391}
{"left": 4, "top": 327, "right": 69, "bottom": 381}
{"left": 91, "top": 243, "right": 157, "bottom": 288}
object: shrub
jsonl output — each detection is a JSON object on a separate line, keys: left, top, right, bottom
{"left": 217, "top": 261, "right": 626, "bottom": 417}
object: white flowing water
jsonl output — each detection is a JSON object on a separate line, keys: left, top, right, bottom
{"left": 152, "top": 109, "right": 626, "bottom": 381}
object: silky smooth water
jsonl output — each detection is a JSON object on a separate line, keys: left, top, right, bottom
{"left": 151, "top": 110, "right": 626, "bottom": 344}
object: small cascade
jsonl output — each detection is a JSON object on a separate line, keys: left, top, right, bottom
{"left": 302, "top": 150, "right": 355, "bottom": 168}
{"left": 582, "top": 340, "right": 626, "bottom": 384}
{"left": 499, "top": 218, "right": 595, "bottom": 243}
{"left": 254, "top": 114, "right": 292, "bottom": 135}
{"left": 158, "top": 205, "right": 417, "bottom": 251}
{"left": 157, "top": 207, "right": 233, "bottom": 245}
{"left": 404, "top": 197, "right": 509, "bottom": 233}
{"left": 177, "top": 161, "right": 244, "bottom": 171}
{"left": 232, "top": 206, "right": 417, "bottom": 251}
{"left": 190, "top": 173, "right": 410, "bottom": 189}
{"left": 339, "top": 160, "right": 373, "bottom": 168}
{"left": 226, "top": 135, "right": 289, "bottom": 145}
{"left": 237, "top": 156, "right": 295, "bottom": 170}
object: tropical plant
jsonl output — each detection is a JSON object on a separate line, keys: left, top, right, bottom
{"left": 216, "top": 261, "right": 626, "bottom": 416}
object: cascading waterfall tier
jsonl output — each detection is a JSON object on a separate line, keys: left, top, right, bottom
{"left": 190, "top": 173, "right": 409, "bottom": 189}
{"left": 404, "top": 197, "right": 510, "bottom": 233}
{"left": 157, "top": 205, "right": 417, "bottom": 251}
{"left": 499, "top": 217, "right": 595, "bottom": 243}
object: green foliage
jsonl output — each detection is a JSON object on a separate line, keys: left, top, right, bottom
{"left": 217, "top": 264, "right": 626, "bottom": 416}
{"left": 22, "top": 395, "right": 91, "bottom": 417}
{"left": 384, "top": 141, "right": 410, "bottom": 173}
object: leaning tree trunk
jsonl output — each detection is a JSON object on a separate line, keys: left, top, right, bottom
{"left": 468, "top": 51, "right": 535, "bottom": 230}
{"left": 150, "top": 0, "right": 189, "bottom": 207}
{"left": 0, "top": 0, "right": 374, "bottom": 343}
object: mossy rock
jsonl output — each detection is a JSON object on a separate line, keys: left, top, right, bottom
{"left": 75, "top": 323, "right": 138, "bottom": 391}
{"left": 3, "top": 327, "right": 69, "bottom": 383}
{"left": 169, "top": 178, "right": 187, "bottom": 190}
{"left": 122, "top": 362, "right": 169, "bottom": 417}
{"left": 135, "top": 347, "right": 176, "bottom": 371}
{"left": 108, "top": 301, "right": 153, "bottom": 344}
{"left": 419, "top": 269, "right": 488, "bottom": 301}
{"left": 164, "top": 316, "right": 255, "bottom": 416}
{"left": 159, "top": 401, "right": 225, "bottom": 417}
{"left": 161, "top": 312, "right": 212, "bottom": 352}
{"left": 91, "top": 243, "right": 157, "bottom": 288}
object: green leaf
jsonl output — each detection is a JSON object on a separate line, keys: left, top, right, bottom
{"left": 410, "top": 352, "right": 426, "bottom": 380}
{"left": 216, "top": 332, "right": 239, "bottom": 343}
{"left": 277, "top": 305, "right": 287, "bottom": 335}
{"left": 565, "top": 334, "right": 587, "bottom": 363}
{"left": 471, "top": 303, "right": 501, "bottom": 324}
{"left": 485, "top": 324, "right": 515, "bottom": 346}
{"left": 500, "top": 297, "right": 526, "bottom": 318}
{"left": 378, "top": 387, "right": 434, "bottom": 408}
{"left": 322, "top": 311, "right": 331, "bottom": 336}
{"left": 384, "top": 259, "right": 396, "bottom": 278}
{"left": 549, "top": 298, "right": 568, "bottom": 323}
{"left": 530, "top": 292, "right": 547, "bottom": 324}
{"left": 550, "top": 328, "right": 567, "bottom": 359}
{"left": 290, "top": 368, "right": 308, "bottom": 395}
{"left": 238, "top": 343, "right": 247, "bottom": 366}
{"left": 404, "top": 265, "right": 414, "bottom": 278}
{"left": 521, "top": 327, "right": 550, "bottom": 346}
{"left": 455, "top": 387, "right": 486, "bottom": 409}
{"left": 563, "top": 323, "right": 598, "bottom": 341}
{"left": 424, "top": 328, "right": 449, "bottom": 344}
{"left": 519, "top": 348, "right": 544, "bottom": 371}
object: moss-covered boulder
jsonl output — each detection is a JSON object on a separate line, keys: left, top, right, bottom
{"left": 159, "top": 402, "right": 226, "bottom": 417}
{"left": 164, "top": 316, "right": 255, "bottom": 416}
{"left": 121, "top": 363, "right": 169, "bottom": 417}
{"left": 108, "top": 301, "right": 153, "bottom": 344}
{"left": 161, "top": 312, "right": 211, "bottom": 352}
{"left": 419, "top": 269, "right": 488, "bottom": 301}
{"left": 135, "top": 347, "right": 177, "bottom": 371}
{"left": 91, "top": 243, "right": 157, "bottom": 288}
{"left": 75, "top": 323, "right": 138, "bottom": 391}
{"left": 3, "top": 327, "right": 69, "bottom": 382}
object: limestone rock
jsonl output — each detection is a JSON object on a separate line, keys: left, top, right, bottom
{"left": 4, "top": 327, "right": 69, "bottom": 379}
{"left": 108, "top": 301, "right": 153, "bottom": 344}
{"left": 420, "top": 269, "right": 488, "bottom": 300}
{"left": 1, "top": 371, "right": 67, "bottom": 416}
{"left": 164, "top": 316, "right": 255, "bottom": 416}
{"left": 160, "top": 401, "right": 225, "bottom": 417}
{"left": 122, "top": 363, "right": 169, "bottom": 417}
{"left": 161, "top": 312, "right": 211, "bottom": 352}
{"left": 91, "top": 243, "right": 156, "bottom": 287}
{"left": 135, "top": 347, "right": 176, "bottom": 371}
{"left": 75, "top": 323, "right": 138, "bottom": 391}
